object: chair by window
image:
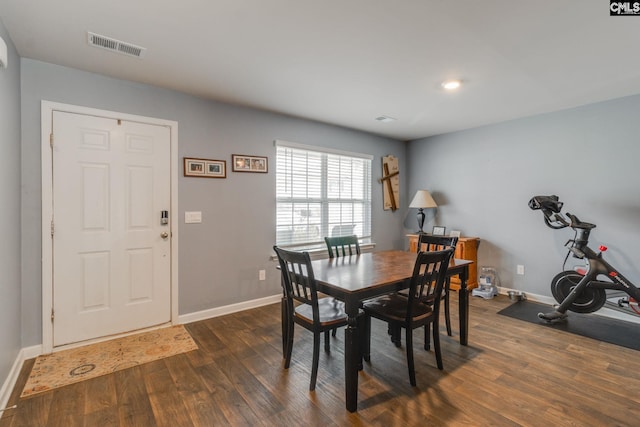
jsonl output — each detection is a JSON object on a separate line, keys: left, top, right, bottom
{"left": 273, "top": 246, "right": 350, "bottom": 391}
{"left": 324, "top": 235, "right": 361, "bottom": 258}
{"left": 331, "top": 224, "right": 356, "bottom": 237}
{"left": 363, "top": 249, "right": 454, "bottom": 386}
{"left": 323, "top": 234, "right": 361, "bottom": 338}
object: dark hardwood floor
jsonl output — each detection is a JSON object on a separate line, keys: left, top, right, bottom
{"left": 3, "top": 293, "right": 640, "bottom": 426}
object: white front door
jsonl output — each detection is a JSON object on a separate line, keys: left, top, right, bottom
{"left": 51, "top": 111, "right": 172, "bottom": 347}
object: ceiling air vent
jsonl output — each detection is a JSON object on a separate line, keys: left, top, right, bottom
{"left": 87, "top": 32, "right": 147, "bottom": 58}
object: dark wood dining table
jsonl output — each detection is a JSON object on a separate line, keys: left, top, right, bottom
{"left": 309, "top": 250, "right": 473, "bottom": 412}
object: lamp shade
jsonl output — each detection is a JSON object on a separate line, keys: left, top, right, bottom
{"left": 409, "top": 190, "right": 437, "bottom": 209}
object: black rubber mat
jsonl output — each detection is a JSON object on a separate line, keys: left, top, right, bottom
{"left": 497, "top": 300, "right": 640, "bottom": 351}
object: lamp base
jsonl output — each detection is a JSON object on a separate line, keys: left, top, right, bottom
{"left": 416, "top": 208, "right": 425, "bottom": 233}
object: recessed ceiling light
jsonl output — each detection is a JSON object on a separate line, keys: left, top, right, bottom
{"left": 375, "top": 115, "right": 396, "bottom": 122}
{"left": 441, "top": 80, "right": 461, "bottom": 90}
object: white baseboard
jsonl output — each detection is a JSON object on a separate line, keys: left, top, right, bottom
{"left": 21, "top": 345, "right": 42, "bottom": 361}
{"left": 0, "top": 344, "right": 41, "bottom": 412}
{"left": 178, "top": 294, "right": 282, "bottom": 324}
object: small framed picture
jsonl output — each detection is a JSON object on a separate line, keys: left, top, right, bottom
{"left": 432, "top": 226, "right": 446, "bottom": 236}
{"left": 184, "top": 157, "right": 226, "bottom": 178}
{"left": 449, "top": 230, "right": 461, "bottom": 238}
{"left": 232, "top": 154, "right": 268, "bottom": 173}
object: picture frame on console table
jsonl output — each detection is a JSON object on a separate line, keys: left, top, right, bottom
{"left": 432, "top": 226, "right": 446, "bottom": 236}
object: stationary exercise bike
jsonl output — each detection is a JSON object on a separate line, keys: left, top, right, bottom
{"left": 529, "top": 195, "right": 640, "bottom": 322}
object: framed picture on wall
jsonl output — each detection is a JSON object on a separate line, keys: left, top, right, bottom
{"left": 232, "top": 154, "right": 268, "bottom": 173}
{"left": 184, "top": 157, "right": 226, "bottom": 178}
{"left": 432, "top": 226, "right": 446, "bottom": 236}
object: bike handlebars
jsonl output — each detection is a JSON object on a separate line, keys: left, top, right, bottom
{"left": 528, "top": 195, "right": 596, "bottom": 230}
{"left": 528, "top": 195, "right": 569, "bottom": 229}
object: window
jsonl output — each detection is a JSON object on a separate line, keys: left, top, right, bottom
{"left": 275, "top": 140, "right": 372, "bottom": 247}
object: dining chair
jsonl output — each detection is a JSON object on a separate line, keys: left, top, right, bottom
{"left": 324, "top": 235, "right": 361, "bottom": 258}
{"left": 389, "top": 234, "right": 459, "bottom": 348}
{"left": 273, "top": 245, "right": 350, "bottom": 391}
{"left": 330, "top": 224, "right": 356, "bottom": 237}
{"left": 324, "top": 235, "right": 361, "bottom": 337}
{"left": 363, "top": 248, "right": 454, "bottom": 386}
{"left": 415, "top": 234, "right": 459, "bottom": 342}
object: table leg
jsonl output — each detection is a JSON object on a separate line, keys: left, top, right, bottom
{"left": 344, "top": 300, "right": 360, "bottom": 412}
{"left": 458, "top": 266, "right": 469, "bottom": 346}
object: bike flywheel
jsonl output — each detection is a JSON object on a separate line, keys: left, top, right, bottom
{"left": 550, "top": 270, "right": 607, "bottom": 314}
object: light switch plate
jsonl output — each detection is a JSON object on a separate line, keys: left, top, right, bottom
{"left": 185, "top": 211, "right": 202, "bottom": 223}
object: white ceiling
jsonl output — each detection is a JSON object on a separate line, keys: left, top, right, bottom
{"left": 2, "top": 1, "right": 639, "bottom": 140}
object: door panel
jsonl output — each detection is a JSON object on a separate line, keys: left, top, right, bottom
{"left": 52, "top": 111, "right": 171, "bottom": 346}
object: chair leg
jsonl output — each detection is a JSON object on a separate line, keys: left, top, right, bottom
{"left": 281, "top": 297, "right": 290, "bottom": 357}
{"left": 284, "top": 319, "right": 295, "bottom": 369}
{"left": 310, "top": 332, "right": 320, "bottom": 391}
{"left": 424, "top": 323, "right": 431, "bottom": 351}
{"left": 406, "top": 327, "right": 416, "bottom": 387}
{"left": 444, "top": 285, "right": 452, "bottom": 336}
{"left": 332, "top": 327, "right": 337, "bottom": 337}
{"left": 432, "top": 321, "right": 443, "bottom": 370}
{"left": 390, "top": 323, "right": 401, "bottom": 347}
{"left": 324, "top": 330, "right": 330, "bottom": 352}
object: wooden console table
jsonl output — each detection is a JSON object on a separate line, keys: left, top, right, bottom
{"left": 406, "top": 234, "right": 480, "bottom": 290}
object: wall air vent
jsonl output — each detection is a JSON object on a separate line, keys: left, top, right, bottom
{"left": 87, "top": 32, "right": 147, "bottom": 58}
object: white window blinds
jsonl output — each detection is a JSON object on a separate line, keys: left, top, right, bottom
{"left": 275, "top": 140, "right": 372, "bottom": 247}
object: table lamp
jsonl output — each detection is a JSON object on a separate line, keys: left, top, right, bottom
{"left": 409, "top": 190, "right": 437, "bottom": 233}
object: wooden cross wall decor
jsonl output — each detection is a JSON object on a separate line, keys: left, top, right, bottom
{"left": 379, "top": 155, "right": 399, "bottom": 211}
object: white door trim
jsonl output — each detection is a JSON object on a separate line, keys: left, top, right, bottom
{"left": 41, "top": 100, "right": 179, "bottom": 354}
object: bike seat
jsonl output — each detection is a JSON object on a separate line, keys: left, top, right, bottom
{"left": 567, "top": 213, "right": 595, "bottom": 230}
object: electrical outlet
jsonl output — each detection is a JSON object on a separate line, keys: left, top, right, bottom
{"left": 259, "top": 269, "right": 266, "bottom": 281}
{"left": 517, "top": 265, "right": 525, "bottom": 275}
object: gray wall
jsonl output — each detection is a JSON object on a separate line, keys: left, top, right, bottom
{"left": 0, "top": 20, "right": 22, "bottom": 387}
{"left": 407, "top": 95, "right": 640, "bottom": 296}
{"left": 20, "top": 59, "right": 407, "bottom": 346}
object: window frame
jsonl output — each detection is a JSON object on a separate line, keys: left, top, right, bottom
{"left": 274, "top": 139, "right": 373, "bottom": 249}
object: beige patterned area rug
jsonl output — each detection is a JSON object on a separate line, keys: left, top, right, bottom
{"left": 21, "top": 325, "right": 197, "bottom": 398}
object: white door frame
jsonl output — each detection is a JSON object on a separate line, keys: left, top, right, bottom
{"left": 41, "top": 100, "right": 179, "bottom": 353}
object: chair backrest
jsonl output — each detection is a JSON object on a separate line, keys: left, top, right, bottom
{"left": 331, "top": 224, "right": 356, "bottom": 237}
{"left": 273, "top": 246, "right": 321, "bottom": 324}
{"left": 416, "top": 233, "right": 458, "bottom": 253}
{"left": 324, "top": 235, "right": 361, "bottom": 258}
{"left": 405, "top": 249, "right": 455, "bottom": 323}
